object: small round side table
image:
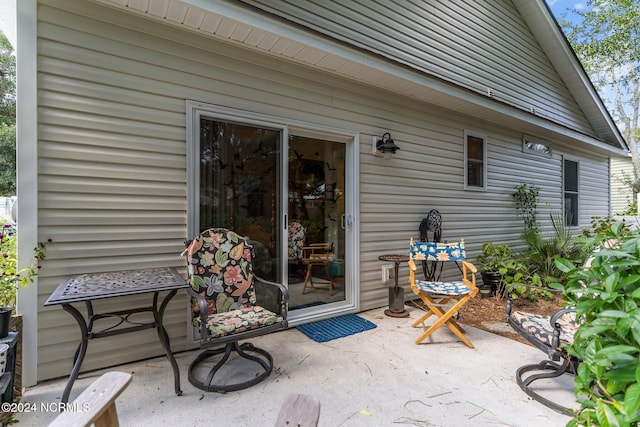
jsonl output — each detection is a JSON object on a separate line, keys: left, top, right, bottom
{"left": 378, "top": 254, "right": 410, "bottom": 318}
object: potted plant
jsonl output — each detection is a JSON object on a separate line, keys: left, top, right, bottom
{"left": 0, "top": 220, "right": 47, "bottom": 338}
{"left": 475, "top": 242, "right": 522, "bottom": 296}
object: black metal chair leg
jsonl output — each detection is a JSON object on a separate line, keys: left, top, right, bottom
{"left": 188, "top": 342, "right": 274, "bottom": 393}
{"left": 515, "top": 358, "right": 575, "bottom": 416}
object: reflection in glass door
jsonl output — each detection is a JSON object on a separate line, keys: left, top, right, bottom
{"left": 288, "top": 136, "right": 346, "bottom": 310}
{"left": 196, "top": 116, "right": 349, "bottom": 313}
{"left": 198, "top": 118, "right": 282, "bottom": 282}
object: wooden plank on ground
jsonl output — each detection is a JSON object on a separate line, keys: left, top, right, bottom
{"left": 48, "top": 371, "right": 132, "bottom": 427}
{"left": 275, "top": 393, "right": 320, "bottom": 427}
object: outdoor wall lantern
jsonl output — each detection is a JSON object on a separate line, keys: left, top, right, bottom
{"left": 373, "top": 132, "right": 400, "bottom": 159}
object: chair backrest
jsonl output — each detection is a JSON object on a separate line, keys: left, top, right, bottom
{"left": 419, "top": 209, "right": 442, "bottom": 243}
{"left": 288, "top": 222, "right": 306, "bottom": 261}
{"left": 419, "top": 209, "right": 443, "bottom": 280}
{"left": 409, "top": 239, "right": 466, "bottom": 262}
{"left": 185, "top": 228, "right": 257, "bottom": 319}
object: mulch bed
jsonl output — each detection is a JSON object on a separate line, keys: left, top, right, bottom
{"left": 408, "top": 294, "right": 565, "bottom": 346}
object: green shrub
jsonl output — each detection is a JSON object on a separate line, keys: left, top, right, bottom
{"left": 556, "top": 221, "right": 640, "bottom": 426}
{"left": 524, "top": 212, "right": 586, "bottom": 284}
{"left": 0, "top": 219, "right": 47, "bottom": 308}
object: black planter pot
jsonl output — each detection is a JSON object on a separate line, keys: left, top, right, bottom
{"left": 0, "top": 307, "right": 12, "bottom": 339}
{"left": 481, "top": 271, "right": 502, "bottom": 296}
{"left": 478, "top": 285, "right": 493, "bottom": 298}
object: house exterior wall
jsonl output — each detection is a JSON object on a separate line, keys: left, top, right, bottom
{"left": 35, "top": 0, "right": 612, "bottom": 381}
{"left": 611, "top": 156, "right": 635, "bottom": 214}
{"left": 239, "top": 0, "right": 596, "bottom": 137}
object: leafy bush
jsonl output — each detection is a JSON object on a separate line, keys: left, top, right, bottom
{"left": 0, "top": 219, "right": 47, "bottom": 308}
{"left": 524, "top": 212, "right": 586, "bottom": 284}
{"left": 476, "top": 242, "right": 548, "bottom": 298}
{"left": 556, "top": 221, "right": 640, "bottom": 426}
{"left": 513, "top": 183, "right": 540, "bottom": 236}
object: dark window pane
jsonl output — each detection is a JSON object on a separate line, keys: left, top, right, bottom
{"left": 466, "top": 135, "right": 484, "bottom": 187}
{"left": 563, "top": 159, "right": 578, "bottom": 226}
{"left": 467, "top": 136, "right": 484, "bottom": 160}
{"left": 467, "top": 161, "right": 483, "bottom": 187}
{"left": 564, "top": 160, "right": 578, "bottom": 192}
{"left": 565, "top": 194, "right": 578, "bottom": 226}
{"left": 199, "top": 119, "right": 280, "bottom": 281}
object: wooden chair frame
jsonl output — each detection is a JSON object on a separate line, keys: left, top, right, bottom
{"left": 408, "top": 238, "right": 478, "bottom": 348}
{"left": 301, "top": 243, "right": 335, "bottom": 295}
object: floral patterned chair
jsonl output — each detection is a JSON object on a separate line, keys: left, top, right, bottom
{"left": 184, "top": 228, "right": 288, "bottom": 392}
{"left": 504, "top": 284, "right": 578, "bottom": 415}
{"left": 408, "top": 238, "right": 478, "bottom": 348}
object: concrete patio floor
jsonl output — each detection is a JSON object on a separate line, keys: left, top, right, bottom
{"left": 14, "top": 306, "right": 575, "bottom": 426}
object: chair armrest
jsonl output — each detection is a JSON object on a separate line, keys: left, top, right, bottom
{"left": 255, "top": 275, "right": 289, "bottom": 319}
{"left": 549, "top": 307, "right": 577, "bottom": 359}
{"left": 550, "top": 307, "right": 576, "bottom": 325}
{"left": 461, "top": 261, "right": 477, "bottom": 290}
{"left": 186, "top": 287, "right": 209, "bottom": 341}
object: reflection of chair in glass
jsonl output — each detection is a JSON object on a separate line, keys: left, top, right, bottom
{"left": 288, "top": 222, "right": 306, "bottom": 261}
{"left": 408, "top": 238, "right": 478, "bottom": 348}
{"left": 238, "top": 223, "right": 274, "bottom": 279}
{"left": 301, "top": 243, "right": 335, "bottom": 295}
{"left": 288, "top": 222, "right": 306, "bottom": 276}
{"left": 184, "top": 228, "right": 288, "bottom": 392}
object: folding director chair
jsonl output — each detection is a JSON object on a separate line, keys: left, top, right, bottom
{"left": 408, "top": 238, "right": 478, "bottom": 348}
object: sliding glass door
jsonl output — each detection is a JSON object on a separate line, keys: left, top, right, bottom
{"left": 188, "top": 103, "right": 356, "bottom": 323}
{"left": 287, "top": 135, "right": 346, "bottom": 310}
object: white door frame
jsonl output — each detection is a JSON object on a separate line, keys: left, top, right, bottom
{"left": 185, "top": 101, "right": 359, "bottom": 343}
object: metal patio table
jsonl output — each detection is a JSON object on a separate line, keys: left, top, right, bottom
{"left": 44, "top": 267, "right": 187, "bottom": 404}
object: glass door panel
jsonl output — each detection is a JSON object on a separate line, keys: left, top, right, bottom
{"left": 198, "top": 118, "right": 281, "bottom": 282}
{"left": 196, "top": 115, "right": 351, "bottom": 316}
{"left": 288, "top": 135, "right": 346, "bottom": 310}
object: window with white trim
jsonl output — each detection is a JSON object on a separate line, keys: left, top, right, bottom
{"left": 464, "top": 130, "right": 487, "bottom": 190}
{"left": 564, "top": 159, "right": 579, "bottom": 226}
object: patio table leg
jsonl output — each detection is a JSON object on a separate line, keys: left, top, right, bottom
{"left": 154, "top": 290, "right": 183, "bottom": 396}
{"left": 61, "top": 303, "right": 89, "bottom": 405}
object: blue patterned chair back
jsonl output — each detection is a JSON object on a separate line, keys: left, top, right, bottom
{"left": 185, "top": 228, "right": 257, "bottom": 322}
{"left": 409, "top": 240, "right": 466, "bottom": 262}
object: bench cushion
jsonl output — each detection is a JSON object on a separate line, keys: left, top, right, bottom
{"left": 415, "top": 280, "right": 472, "bottom": 296}
{"left": 512, "top": 311, "right": 577, "bottom": 347}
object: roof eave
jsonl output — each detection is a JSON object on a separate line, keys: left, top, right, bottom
{"left": 94, "top": 0, "right": 629, "bottom": 156}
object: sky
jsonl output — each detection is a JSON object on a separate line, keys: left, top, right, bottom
{"left": 546, "top": 0, "right": 585, "bottom": 25}
{"left": 545, "top": 1, "right": 631, "bottom": 123}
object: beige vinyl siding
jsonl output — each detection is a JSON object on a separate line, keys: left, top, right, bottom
{"left": 239, "top": 0, "right": 595, "bottom": 136}
{"left": 36, "top": 0, "right": 612, "bottom": 380}
{"left": 611, "top": 156, "right": 635, "bottom": 214}
{"left": 579, "top": 157, "right": 611, "bottom": 223}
